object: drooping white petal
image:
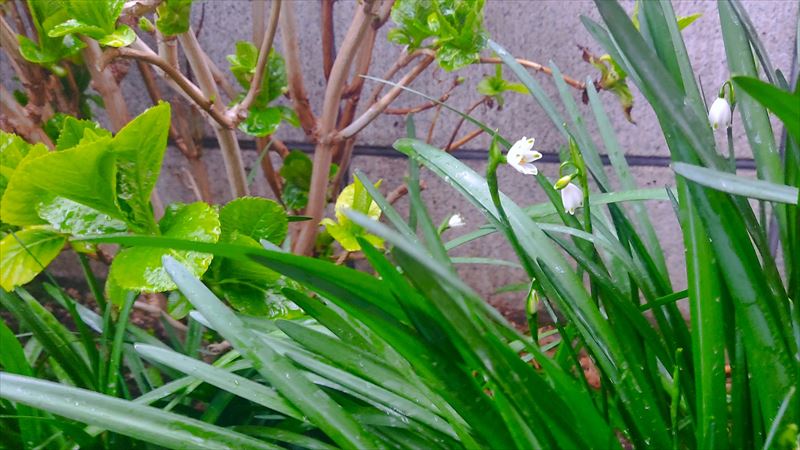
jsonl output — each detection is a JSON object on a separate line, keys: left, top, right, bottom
{"left": 507, "top": 137, "right": 542, "bottom": 175}
{"left": 708, "top": 97, "right": 732, "bottom": 131}
{"left": 560, "top": 183, "right": 583, "bottom": 215}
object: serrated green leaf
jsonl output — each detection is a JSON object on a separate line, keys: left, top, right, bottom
{"left": 0, "top": 132, "right": 48, "bottom": 202}
{"left": 47, "top": 0, "right": 124, "bottom": 38}
{"left": 97, "top": 24, "right": 135, "bottom": 47}
{"left": 111, "top": 102, "right": 171, "bottom": 233}
{"left": 238, "top": 107, "right": 282, "bottom": 137}
{"left": 18, "top": 0, "right": 84, "bottom": 67}
{"left": 37, "top": 197, "right": 128, "bottom": 236}
{"left": 47, "top": 19, "right": 107, "bottom": 40}
{"left": 279, "top": 151, "right": 337, "bottom": 210}
{"left": 0, "top": 227, "right": 66, "bottom": 291}
{"left": 321, "top": 178, "right": 383, "bottom": 252}
{"left": 56, "top": 117, "right": 110, "bottom": 151}
{"left": 156, "top": 0, "right": 193, "bottom": 36}
{"left": 220, "top": 197, "right": 287, "bottom": 245}
{"left": 1, "top": 136, "right": 122, "bottom": 227}
{"left": 108, "top": 202, "right": 220, "bottom": 293}
{"left": 389, "top": 0, "right": 487, "bottom": 71}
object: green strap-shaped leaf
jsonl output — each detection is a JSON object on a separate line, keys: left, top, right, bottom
{"left": 0, "top": 372, "right": 280, "bottom": 450}
{"left": 162, "top": 256, "right": 386, "bottom": 450}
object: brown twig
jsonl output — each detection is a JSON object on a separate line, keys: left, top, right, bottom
{"left": 365, "top": 50, "right": 426, "bottom": 106}
{"left": 136, "top": 59, "right": 213, "bottom": 202}
{"left": 479, "top": 56, "right": 586, "bottom": 91}
{"left": 447, "top": 128, "right": 484, "bottom": 152}
{"left": 321, "top": 0, "right": 335, "bottom": 81}
{"left": 0, "top": 86, "right": 54, "bottom": 147}
{"left": 295, "top": 0, "right": 378, "bottom": 255}
{"left": 84, "top": 39, "right": 131, "bottom": 131}
{"left": 179, "top": 28, "right": 249, "bottom": 197}
{"left": 280, "top": 0, "right": 318, "bottom": 138}
{"left": 383, "top": 76, "right": 461, "bottom": 115}
{"left": 445, "top": 97, "right": 486, "bottom": 151}
{"left": 228, "top": 0, "right": 282, "bottom": 124}
{"left": 338, "top": 54, "right": 434, "bottom": 140}
{"left": 257, "top": 136, "right": 284, "bottom": 202}
{"left": 426, "top": 104, "right": 442, "bottom": 144}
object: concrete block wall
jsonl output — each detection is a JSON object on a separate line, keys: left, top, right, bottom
{"left": 5, "top": 1, "right": 797, "bottom": 308}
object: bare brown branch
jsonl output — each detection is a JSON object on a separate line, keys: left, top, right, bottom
{"left": 280, "top": 1, "right": 318, "bottom": 138}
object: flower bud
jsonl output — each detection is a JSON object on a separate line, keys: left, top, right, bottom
{"left": 708, "top": 97, "right": 732, "bottom": 132}
{"left": 554, "top": 175, "right": 573, "bottom": 190}
{"left": 447, "top": 214, "right": 465, "bottom": 228}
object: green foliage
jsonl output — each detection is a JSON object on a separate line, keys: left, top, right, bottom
{"left": 0, "top": 132, "right": 48, "bottom": 202}
{"left": 110, "top": 102, "right": 171, "bottom": 234}
{"left": 55, "top": 117, "right": 111, "bottom": 151}
{"left": 203, "top": 197, "right": 290, "bottom": 315}
{"left": 733, "top": 76, "right": 800, "bottom": 142}
{"left": 156, "top": 0, "right": 194, "bottom": 36}
{"left": 0, "top": 227, "right": 66, "bottom": 291}
{"left": 279, "top": 150, "right": 338, "bottom": 210}
{"left": 227, "top": 42, "right": 295, "bottom": 137}
{"left": 476, "top": 64, "right": 527, "bottom": 106}
{"left": 581, "top": 47, "right": 635, "bottom": 123}
{"left": 108, "top": 202, "right": 220, "bottom": 295}
{"left": 321, "top": 178, "right": 384, "bottom": 252}
{"left": 47, "top": 0, "right": 134, "bottom": 47}
{"left": 17, "top": 0, "right": 85, "bottom": 70}
{"left": 388, "top": 0, "right": 488, "bottom": 71}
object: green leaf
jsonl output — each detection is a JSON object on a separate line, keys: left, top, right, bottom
{"left": 238, "top": 107, "right": 282, "bottom": 137}
{"left": 0, "top": 132, "right": 48, "bottom": 203}
{"left": 1, "top": 136, "right": 122, "bottom": 227}
{"left": 733, "top": 76, "right": 800, "bottom": 142}
{"left": 677, "top": 13, "right": 702, "bottom": 30}
{"left": 47, "top": 0, "right": 124, "bottom": 39}
{"left": 156, "top": 0, "right": 194, "bottom": 36}
{"left": 134, "top": 344, "right": 304, "bottom": 420}
{"left": 108, "top": 202, "right": 220, "bottom": 293}
{"left": 18, "top": 0, "right": 85, "bottom": 67}
{"left": 220, "top": 197, "right": 287, "bottom": 245}
{"left": 96, "top": 24, "right": 135, "bottom": 47}
{"left": 111, "top": 102, "right": 171, "bottom": 234}
{"left": 0, "top": 373, "right": 281, "bottom": 450}
{"left": 674, "top": 162, "right": 799, "bottom": 204}
{"left": 0, "top": 227, "right": 66, "bottom": 291}
{"left": 279, "top": 151, "right": 337, "bottom": 210}
{"left": 56, "top": 117, "right": 111, "bottom": 151}
{"left": 37, "top": 197, "right": 128, "bottom": 236}
{"left": 321, "top": 178, "right": 383, "bottom": 252}
{"left": 389, "top": 0, "right": 487, "bottom": 71}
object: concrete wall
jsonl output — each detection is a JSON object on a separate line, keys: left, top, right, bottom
{"left": 6, "top": 1, "right": 797, "bottom": 316}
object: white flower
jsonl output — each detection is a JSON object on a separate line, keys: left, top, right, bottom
{"left": 507, "top": 136, "right": 543, "bottom": 175}
{"left": 560, "top": 183, "right": 583, "bottom": 215}
{"left": 447, "top": 214, "right": 465, "bottom": 228}
{"left": 708, "top": 97, "right": 731, "bottom": 131}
